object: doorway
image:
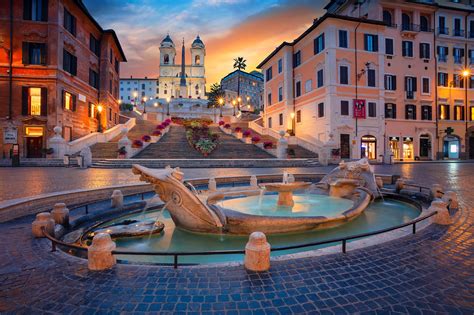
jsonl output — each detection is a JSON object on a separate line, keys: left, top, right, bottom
{"left": 469, "top": 135, "right": 474, "bottom": 159}
{"left": 26, "top": 137, "right": 43, "bottom": 158}
{"left": 340, "top": 134, "right": 350, "bottom": 159}
{"left": 419, "top": 134, "right": 431, "bottom": 159}
{"left": 443, "top": 135, "right": 460, "bottom": 159}
{"left": 361, "top": 135, "right": 377, "bottom": 159}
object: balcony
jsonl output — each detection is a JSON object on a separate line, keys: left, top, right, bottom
{"left": 438, "top": 55, "right": 447, "bottom": 62}
{"left": 401, "top": 23, "right": 420, "bottom": 33}
{"left": 406, "top": 91, "right": 415, "bottom": 100}
{"left": 453, "top": 29, "right": 465, "bottom": 37}
{"left": 420, "top": 26, "right": 434, "bottom": 33}
{"left": 438, "top": 27, "right": 449, "bottom": 35}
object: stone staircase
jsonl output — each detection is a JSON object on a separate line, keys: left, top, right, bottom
{"left": 89, "top": 119, "right": 157, "bottom": 159}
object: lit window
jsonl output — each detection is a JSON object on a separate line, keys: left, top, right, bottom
{"left": 64, "top": 92, "right": 72, "bottom": 110}
{"left": 29, "top": 87, "right": 41, "bottom": 115}
{"left": 89, "top": 103, "right": 95, "bottom": 118}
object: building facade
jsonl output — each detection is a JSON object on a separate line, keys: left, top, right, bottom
{"left": 157, "top": 35, "right": 206, "bottom": 100}
{"left": 120, "top": 77, "right": 158, "bottom": 104}
{"left": 220, "top": 70, "right": 264, "bottom": 111}
{"left": 0, "top": 0, "right": 126, "bottom": 158}
{"left": 258, "top": 0, "right": 474, "bottom": 161}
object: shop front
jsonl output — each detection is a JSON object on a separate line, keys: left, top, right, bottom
{"left": 24, "top": 126, "right": 45, "bottom": 158}
{"left": 389, "top": 136, "right": 400, "bottom": 160}
{"left": 361, "top": 135, "right": 377, "bottom": 160}
{"left": 402, "top": 136, "right": 414, "bottom": 160}
{"left": 443, "top": 135, "right": 460, "bottom": 159}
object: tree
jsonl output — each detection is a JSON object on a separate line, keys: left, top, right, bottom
{"left": 233, "top": 57, "right": 247, "bottom": 110}
{"left": 207, "top": 83, "right": 224, "bottom": 108}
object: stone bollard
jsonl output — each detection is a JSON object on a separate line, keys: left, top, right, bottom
{"left": 111, "top": 190, "right": 124, "bottom": 208}
{"left": 250, "top": 175, "right": 258, "bottom": 188}
{"left": 443, "top": 191, "right": 459, "bottom": 209}
{"left": 375, "top": 177, "right": 384, "bottom": 189}
{"left": 88, "top": 233, "right": 117, "bottom": 271}
{"left": 51, "top": 203, "right": 70, "bottom": 227}
{"left": 32, "top": 212, "right": 55, "bottom": 238}
{"left": 431, "top": 184, "right": 443, "bottom": 199}
{"left": 244, "top": 232, "right": 271, "bottom": 272}
{"left": 208, "top": 178, "right": 217, "bottom": 192}
{"left": 395, "top": 178, "right": 405, "bottom": 192}
{"left": 429, "top": 200, "right": 452, "bottom": 225}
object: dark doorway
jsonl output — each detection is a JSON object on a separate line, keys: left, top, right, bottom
{"left": 419, "top": 134, "right": 431, "bottom": 159}
{"left": 469, "top": 136, "right": 474, "bottom": 159}
{"left": 340, "top": 134, "right": 350, "bottom": 159}
{"left": 26, "top": 137, "right": 43, "bottom": 158}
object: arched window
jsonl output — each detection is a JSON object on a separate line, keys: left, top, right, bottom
{"left": 402, "top": 13, "right": 411, "bottom": 31}
{"left": 195, "top": 55, "right": 201, "bottom": 65}
{"left": 383, "top": 10, "right": 392, "bottom": 26}
{"left": 164, "top": 54, "right": 170, "bottom": 64}
{"left": 420, "top": 16, "right": 429, "bottom": 32}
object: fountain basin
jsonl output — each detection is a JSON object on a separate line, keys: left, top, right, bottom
{"left": 93, "top": 220, "right": 164, "bottom": 238}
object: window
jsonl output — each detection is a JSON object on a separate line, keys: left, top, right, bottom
{"left": 368, "top": 102, "right": 376, "bottom": 117}
{"left": 296, "top": 110, "right": 301, "bottom": 123}
{"left": 420, "top": 43, "right": 430, "bottom": 59}
{"left": 454, "top": 105, "right": 464, "bottom": 120}
{"left": 278, "top": 87, "right": 283, "bottom": 102}
{"left": 108, "top": 108, "right": 112, "bottom": 121}
{"left": 341, "top": 101, "right": 349, "bottom": 116}
{"left": 295, "top": 81, "right": 301, "bottom": 97}
{"left": 109, "top": 49, "right": 113, "bottom": 64}
{"left": 402, "top": 41, "right": 413, "bottom": 57}
{"left": 405, "top": 76, "right": 417, "bottom": 99}
{"left": 339, "top": 66, "right": 348, "bottom": 85}
{"left": 279, "top": 113, "right": 283, "bottom": 125}
{"left": 469, "top": 50, "right": 474, "bottom": 64}
{"left": 453, "top": 74, "right": 464, "bottom": 88}
{"left": 437, "top": 46, "right": 448, "bottom": 62}
{"left": 90, "top": 34, "right": 100, "bottom": 56}
{"left": 22, "top": 42, "right": 46, "bottom": 65}
{"left": 141, "top": 84, "right": 145, "bottom": 89}
{"left": 420, "top": 16, "right": 430, "bottom": 32}
{"left": 439, "top": 104, "right": 450, "bottom": 120}
{"left": 401, "top": 13, "right": 411, "bottom": 31}
{"left": 266, "top": 67, "right": 273, "bottom": 81}
{"left": 422, "top": 77, "right": 430, "bottom": 94}
{"left": 367, "top": 69, "right": 376, "bottom": 87}
{"left": 23, "top": 0, "right": 48, "bottom": 22}
{"left": 470, "top": 20, "right": 474, "bottom": 38}
{"left": 88, "top": 103, "right": 95, "bottom": 118}
{"left": 383, "top": 10, "right": 392, "bottom": 26}
{"left": 317, "top": 69, "right": 324, "bottom": 88}
{"left": 339, "top": 30, "right": 348, "bottom": 48}
{"left": 384, "top": 75, "right": 396, "bottom": 91}
{"left": 268, "top": 117, "right": 272, "bottom": 128}
{"left": 278, "top": 59, "right": 282, "bottom": 73}
{"left": 421, "top": 105, "right": 432, "bottom": 120}
{"left": 89, "top": 69, "right": 99, "bottom": 89}
{"left": 318, "top": 102, "right": 324, "bottom": 118}
{"left": 453, "top": 18, "right": 463, "bottom": 36}
{"left": 64, "top": 9, "right": 76, "bottom": 36}
{"left": 385, "top": 38, "right": 394, "bottom": 55}
{"left": 63, "top": 49, "right": 77, "bottom": 76}
{"left": 438, "top": 72, "right": 448, "bottom": 87}
{"left": 314, "top": 33, "right": 325, "bottom": 54}
{"left": 439, "top": 16, "right": 447, "bottom": 34}
{"left": 267, "top": 93, "right": 272, "bottom": 106}
{"left": 27, "top": 87, "right": 43, "bottom": 116}
{"left": 293, "top": 51, "right": 301, "bottom": 68}
{"left": 63, "top": 91, "right": 75, "bottom": 111}
{"left": 453, "top": 47, "right": 464, "bottom": 64}
{"left": 305, "top": 80, "right": 312, "bottom": 93}
{"left": 385, "top": 103, "right": 396, "bottom": 119}
{"left": 364, "top": 34, "right": 378, "bottom": 52}
{"left": 405, "top": 104, "right": 416, "bottom": 120}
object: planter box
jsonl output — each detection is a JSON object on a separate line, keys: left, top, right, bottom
{"left": 244, "top": 137, "right": 252, "bottom": 144}
{"left": 234, "top": 132, "right": 243, "bottom": 139}
{"left": 224, "top": 129, "right": 232, "bottom": 135}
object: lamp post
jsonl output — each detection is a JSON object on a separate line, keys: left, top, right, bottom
{"left": 133, "top": 91, "right": 138, "bottom": 109}
{"left": 232, "top": 99, "right": 236, "bottom": 116}
{"left": 290, "top": 112, "right": 295, "bottom": 136}
{"left": 463, "top": 69, "right": 470, "bottom": 155}
{"left": 218, "top": 97, "right": 224, "bottom": 117}
{"left": 166, "top": 97, "right": 171, "bottom": 116}
{"left": 237, "top": 97, "right": 242, "bottom": 114}
{"left": 97, "top": 104, "right": 103, "bottom": 132}
{"left": 142, "top": 97, "right": 148, "bottom": 114}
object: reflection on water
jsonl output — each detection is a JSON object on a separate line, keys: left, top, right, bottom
{"left": 103, "top": 198, "right": 420, "bottom": 265}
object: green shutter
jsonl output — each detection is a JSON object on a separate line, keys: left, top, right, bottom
{"left": 22, "top": 87, "right": 29, "bottom": 115}
{"left": 40, "top": 88, "right": 48, "bottom": 116}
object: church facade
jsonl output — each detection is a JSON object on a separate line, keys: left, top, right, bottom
{"left": 158, "top": 35, "right": 206, "bottom": 99}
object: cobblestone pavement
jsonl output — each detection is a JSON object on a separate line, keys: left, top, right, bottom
{"left": 0, "top": 164, "right": 473, "bottom": 314}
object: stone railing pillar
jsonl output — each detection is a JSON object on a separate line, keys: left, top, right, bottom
{"left": 208, "top": 178, "right": 217, "bottom": 192}
{"left": 47, "top": 126, "right": 67, "bottom": 159}
{"left": 111, "top": 190, "right": 124, "bottom": 208}
{"left": 429, "top": 200, "right": 452, "bottom": 225}
{"left": 32, "top": 212, "right": 55, "bottom": 238}
{"left": 88, "top": 233, "right": 116, "bottom": 271}
{"left": 277, "top": 130, "right": 288, "bottom": 159}
{"left": 244, "top": 232, "right": 271, "bottom": 272}
{"left": 250, "top": 175, "right": 258, "bottom": 188}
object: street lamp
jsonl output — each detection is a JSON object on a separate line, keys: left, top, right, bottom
{"left": 462, "top": 69, "right": 470, "bottom": 144}
{"left": 232, "top": 99, "right": 237, "bottom": 116}
{"left": 218, "top": 97, "right": 224, "bottom": 117}
{"left": 133, "top": 91, "right": 138, "bottom": 108}
{"left": 97, "top": 104, "right": 103, "bottom": 132}
{"left": 142, "top": 96, "right": 148, "bottom": 113}
{"left": 166, "top": 96, "right": 171, "bottom": 116}
{"left": 237, "top": 96, "right": 242, "bottom": 111}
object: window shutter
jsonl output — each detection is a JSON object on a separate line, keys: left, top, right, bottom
{"left": 373, "top": 35, "right": 378, "bottom": 52}
{"left": 72, "top": 94, "right": 77, "bottom": 112}
{"left": 413, "top": 106, "right": 417, "bottom": 120}
{"left": 393, "top": 75, "right": 397, "bottom": 90}
{"left": 62, "top": 90, "right": 65, "bottom": 108}
{"left": 447, "top": 106, "right": 450, "bottom": 120}
{"left": 40, "top": 87, "right": 48, "bottom": 116}
{"left": 461, "top": 48, "right": 465, "bottom": 57}
{"left": 445, "top": 47, "right": 449, "bottom": 55}
{"left": 419, "top": 43, "right": 423, "bottom": 58}
{"left": 313, "top": 38, "right": 317, "bottom": 54}
{"left": 437, "top": 46, "right": 440, "bottom": 55}
{"left": 322, "top": 33, "right": 325, "bottom": 50}
{"left": 364, "top": 34, "right": 368, "bottom": 50}
{"left": 393, "top": 104, "right": 397, "bottom": 119}
{"left": 72, "top": 16, "right": 77, "bottom": 36}
{"left": 40, "top": 44, "right": 47, "bottom": 65}
{"left": 22, "top": 42, "right": 29, "bottom": 64}
{"left": 384, "top": 75, "right": 388, "bottom": 90}
{"left": 23, "top": 0, "right": 32, "bottom": 20}
{"left": 71, "top": 55, "right": 77, "bottom": 76}
{"left": 405, "top": 106, "right": 409, "bottom": 119}
{"left": 426, "top": 45, "right": 430, "bottom": 59}
{"left": 404, "top": 77, "right": 408, "bottom": 91}
{"left": 413, "top": 77, "right": 417, "bottom": 91}
{"left": 42, "top": 0, "right": 49, "bottom": 21}
{"left": 22, "top": 87, "right": 29, "bottom": 115}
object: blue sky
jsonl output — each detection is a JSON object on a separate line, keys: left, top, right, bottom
{"left": 84, "top": 0, "right": 327, "bottom": 85}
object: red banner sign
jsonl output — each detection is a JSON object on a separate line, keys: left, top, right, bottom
{"left": 353, "top": 99, "right": 366, "bottom": 119}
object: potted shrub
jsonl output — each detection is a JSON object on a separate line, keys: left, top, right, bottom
{"left": 132, "top": 140, "right": 143, "bottom": 148}
{"left": 43, "top": 147, "right": 54, "bottom": 158}
{"left": 142, "top": 135, "right": 151, "bottom": 142}
{"left": 234, "top": 127, "right": 243, "bottom": 139}
{"left": 219, "top": 121, "right": 225, "bottom": 126}
{"left": 223, "top": 124, "right": 232, "bottom": 134}
{"left": 156, "top": 124, "right": 165, "bottom": 130}
{"left": 251, "top": 136, "right": 261, "bottom": 144}
{"left": 195, "top": 139, "right": 216, "bottom": 157}
{"left": 165, "top": 118, "right": 172, "bottom": 124}
{"left": 263, "top": 141, "right": 273, "bottom": 149}
{"left": 117, "top": 146, "right": 127, "bottom": 159}
{"left": 152, "top": 130, "right": 162, "bottom": 136}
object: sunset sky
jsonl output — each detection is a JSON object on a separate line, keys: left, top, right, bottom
{"left": 83, "top": 0, "right": 327, "bottom": 89}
